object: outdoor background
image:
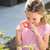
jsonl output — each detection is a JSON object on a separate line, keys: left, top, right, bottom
{"left": 0, "top": 0, "right": 50, "bottom": 50}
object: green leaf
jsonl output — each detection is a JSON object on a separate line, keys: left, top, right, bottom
{"left": 30, "top": 44, "right": 31, "bottom": 47}
{"left": 29, "top": 47, "right": 32, "bottom": 50}
{"left": 3, "top": 48, "right": 10, "bottom": 50}
{"left": 32, "top": 44, "right": 36, "bottom": 48}
{"left": 23, "top": 44, "right": 36, "bottom": 50}
{"left": 29, "top": 44, "right": 32, "bottom": 50}
{"left": 1, "top": 30, "right": 5, "bottom": 33}
{"left": 3, "top": 36, "right": 13, "bottom": 40}
{"left": 0, "top": 31, "right": 4, "bottom": 36}
{"left": 0, "top": 45, "right": 5, "bottom": 49}
{"left": 34, "top": 48, "right": 35, "bottom": 50}
{"left": 0, "top": 49, "right": 4, "bottom": 50}
{"left": 23, "top": 45, "right": 29, "bottom": 48}
{"left": 0, "top": 35, "right": 2, "bottom": 37}
{"left": 0, "top": 45, "right": 10, "bottom": 50}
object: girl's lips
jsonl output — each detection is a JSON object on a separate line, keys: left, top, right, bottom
{"left": 31, "top": 23, "right": 34, "bottom": 24}
{"left": 33, "top": 23, "right": 34, "bottom": 24}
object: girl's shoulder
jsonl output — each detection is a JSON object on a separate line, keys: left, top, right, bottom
{"left": 39, "top": 24, "right": 50, "bottom": 38}
{"left": 43, "top": 24, "right": 50, "bottom": 34}
{"left": 40, "top": 23, "right": 50, "bottom": 29}
{"left": 38, "top": 23, "right": 50, "bottom": 35}
{"left": 44, "top": 24, "right": 50, "bottom": 29}
{"left": 38, "top": 23, "right": 50, "bottom": 30}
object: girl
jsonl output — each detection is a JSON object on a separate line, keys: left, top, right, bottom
{"left": 15, "top": 0, "right": 50, "bottom": 50}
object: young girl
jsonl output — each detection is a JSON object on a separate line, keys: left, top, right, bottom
{"left": 15, "top": 0, "right": 50, "bottom": 50}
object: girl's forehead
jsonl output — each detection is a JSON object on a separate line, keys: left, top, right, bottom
{"left": 26, "top": 12, "right": 42, "bottom": 18}
{"left": 26, "top": 12, "right": 39, "bottom": 17}
{"left": 26, "top": 12, "right": 39, "bottom": 16}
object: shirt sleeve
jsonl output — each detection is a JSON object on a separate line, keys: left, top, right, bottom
{"left": 43, "top": 24, "right": 50, "bottom": 35}
{"left": 49, "top": 26, "right": 50, "bottom": 35}
{"left": 42, "top": 24, "right": 50, "bottom": 38}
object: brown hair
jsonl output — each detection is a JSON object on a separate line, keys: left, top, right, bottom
{"left": 25, "top": 0, "right": 47, "bottom": 24}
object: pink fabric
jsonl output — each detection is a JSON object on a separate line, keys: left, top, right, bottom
{"left": 16, "top": 20, "right": 50, "bottom": 50}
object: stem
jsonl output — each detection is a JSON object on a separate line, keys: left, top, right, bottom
{"left": 30, "top": 49, "right": 32, "bottom": 50}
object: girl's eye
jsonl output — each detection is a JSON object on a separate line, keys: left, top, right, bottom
{"left": 33, "top": 19, "right": 36, "bottom": 20}
{"left": 27, "top": 17, "right": 30, "bottom": 19}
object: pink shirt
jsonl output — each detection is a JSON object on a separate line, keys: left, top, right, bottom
{"left": 16, "top": 20, "right": 50, "bottom": 50}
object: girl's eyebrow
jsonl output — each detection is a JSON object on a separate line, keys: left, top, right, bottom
{"left": 27, "top": 16, "right": 29, "bottom": 18}
{"left": 33, "top": 18, "right": 36, "bottom": 20}
{"left": 33, "top": 18, "right": 36, "bottom": 19}
{"left": 27, "top": 16, "right": 36, "bottom": 19}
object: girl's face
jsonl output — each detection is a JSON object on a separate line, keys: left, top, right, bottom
{"left": 26, "top": 12, "right": 43, "bottom": 27}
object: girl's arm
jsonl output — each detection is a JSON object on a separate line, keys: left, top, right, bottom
{"left": 36, "top": 33, "right": 49, "bottom": 50}
{"left": 15, "top": 25, "right": 23, "bottom": 47}
{"left": 29, "top": 23, "right": 49, "bottom": 50}
{"left": 15, "top": 29, "right": 22, "bottom": 47}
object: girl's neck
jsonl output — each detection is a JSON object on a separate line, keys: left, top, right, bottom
{"left": 35, "top": 22, "right": 44, "bottom": 27}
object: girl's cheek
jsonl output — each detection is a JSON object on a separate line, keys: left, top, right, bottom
{"left": 37, "top": 20, "right": 40, "bottom": 23}
{"left": 27, "top": 19, "right": 30, "bottom": 22}
{"left": 36, "top": 21, "right": 39, "bottom": 24}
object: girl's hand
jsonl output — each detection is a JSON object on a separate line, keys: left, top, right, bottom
{"left": 16, "top": 25, "right": 23, "bottom": 46}
{"left": 16, "top": 25, "right": 24, "bottom": 35}
{"left": 29, "top": 23, "right": 40, "bottom": 36}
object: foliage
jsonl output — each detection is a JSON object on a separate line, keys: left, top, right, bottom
{"left": 23, "top": 44, "right": 36, "bottom": 50}
{"left": 48, "top": 35, "right": 50, "bottom": 46}
{"left": 0, "top": 45, "right": 9, "bottom": 50}
{"left": 0, "top": 28, "right": 13, "bottom": 50}
{"left": 46, "top": 9, "right": 50, "bottom": 47}
{"left": 46, "top": 9, "right": 50, "bottom": 25}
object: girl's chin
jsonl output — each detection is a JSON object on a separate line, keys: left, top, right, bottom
{"left": 33, "top": 23, "right": 37, "bottom": 26}
{"left": 33, "top": 23, "right": 38, "bottom": 26}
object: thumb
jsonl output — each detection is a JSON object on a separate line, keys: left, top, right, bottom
{"left": 21, "top": 25, "right": 25, "bottom": 31}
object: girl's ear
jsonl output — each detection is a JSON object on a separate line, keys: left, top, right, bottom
{"left": 41, "top": 13, "right": 45, "bottom": 18}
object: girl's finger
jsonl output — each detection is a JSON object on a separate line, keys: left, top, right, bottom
{"left": 21, "top": 27, "right": 24, "bottom": 31}
{"left": 30, "top": 28, "right": 35, "bottom": 33}
{"left": 29, "top": 24, "right": 35, "bottom": 28}
{"left": 29, "top": 26, "right": 33, "bottom": 29}
{"left": 16, "top": 25, "right": 21, "bottom": 30}
{"left": 30, "top": 23, "right": 36, "bottom": 28}
{"left": 16, "top": 25, "right": 23, "bottom": 30}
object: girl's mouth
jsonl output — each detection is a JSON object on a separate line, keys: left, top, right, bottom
{"left": 31, "top": 23, "right": 35, "bottom": 24}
